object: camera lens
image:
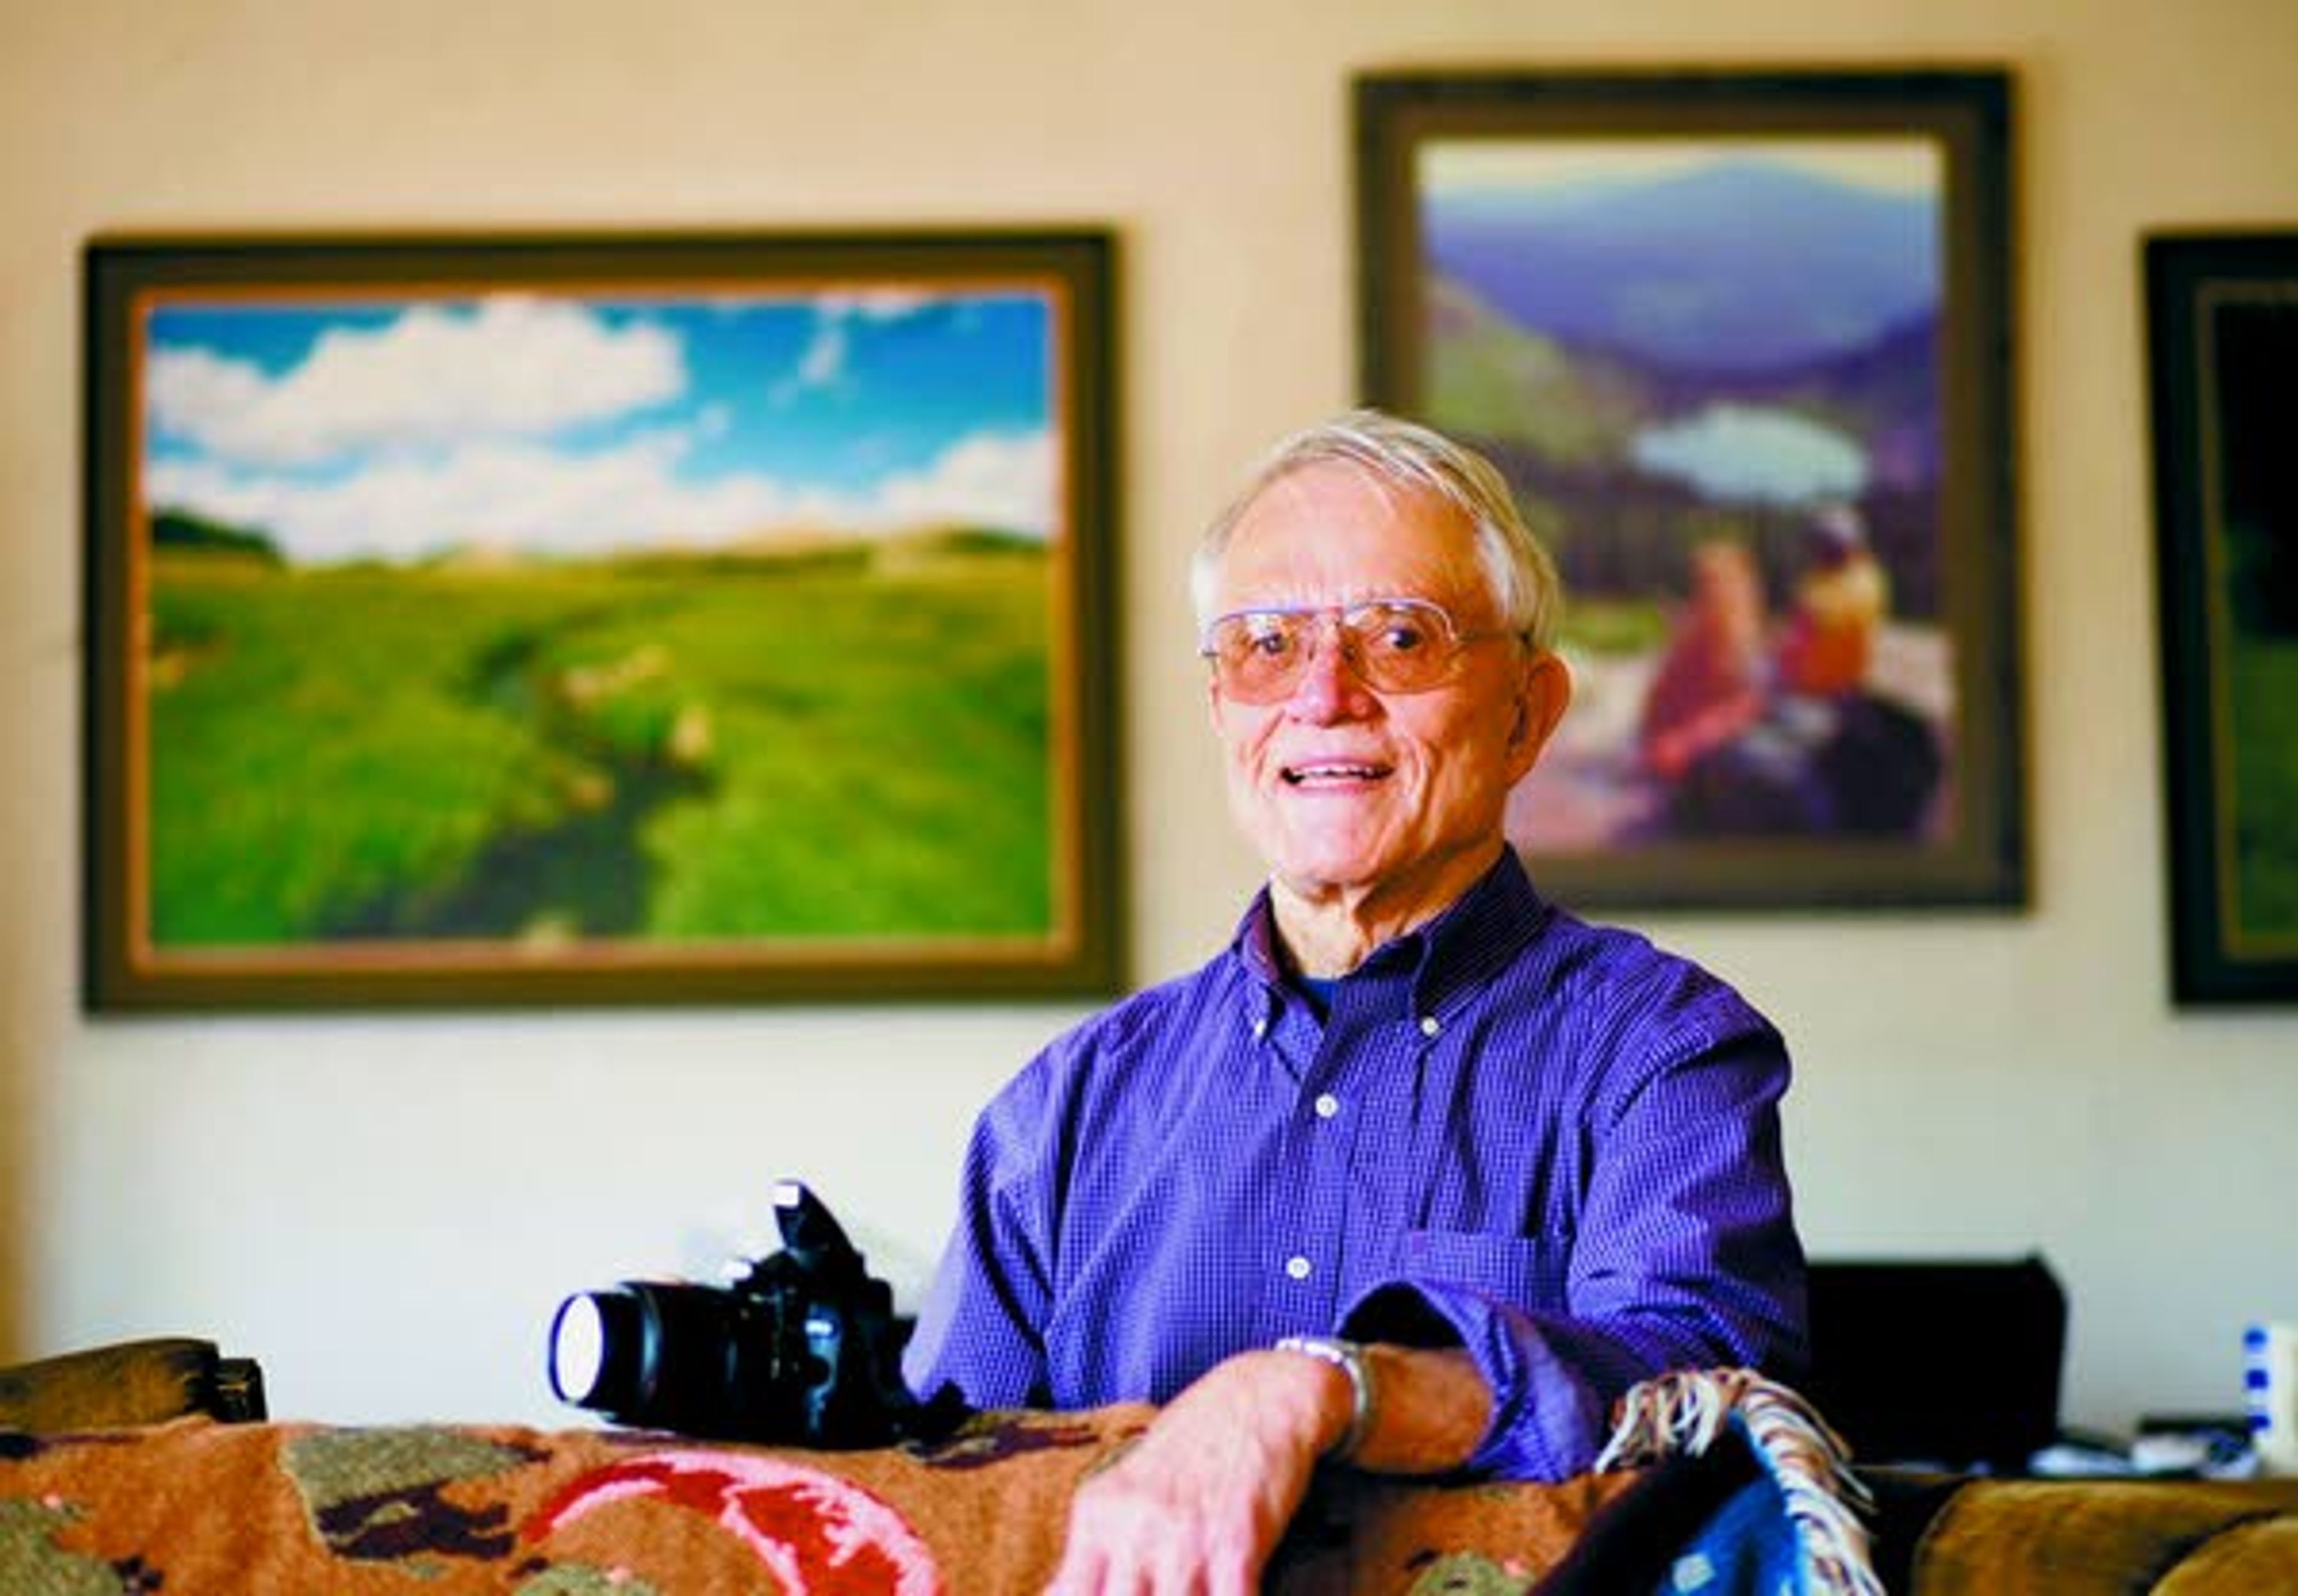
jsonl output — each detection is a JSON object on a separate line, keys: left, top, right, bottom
{"left": 548, "top": 1282, "right": 765, "bottom": 1435}
{"left": 549, "top": 1289, "right": 653, "bottom": 1413}
{"left": 547, "top": 1293, "right": 609, "bottom": 1406}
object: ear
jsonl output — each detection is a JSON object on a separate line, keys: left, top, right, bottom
{"left": 1503, "top": 649, "right": 1573, "bottom": 783}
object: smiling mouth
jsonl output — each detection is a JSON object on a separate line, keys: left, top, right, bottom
{"left": 1281, "top": 761, "right": 1390, "bottom": 786}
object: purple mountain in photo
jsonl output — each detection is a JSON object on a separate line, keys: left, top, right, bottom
{"left": 1424, "top": 159, "right": 1938, "bottom": 377}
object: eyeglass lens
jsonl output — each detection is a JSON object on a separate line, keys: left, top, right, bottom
{"left": 1206, "top": 601, "right": 1461, "bottom": 703}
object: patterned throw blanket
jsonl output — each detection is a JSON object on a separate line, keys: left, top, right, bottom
{"left": 0, "top": 1372, "right": 1878, "bottom": 1594}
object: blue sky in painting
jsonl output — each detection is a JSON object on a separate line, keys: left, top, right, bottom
{"left": 142, "top": 287, "right": 1057, "bottom": 564}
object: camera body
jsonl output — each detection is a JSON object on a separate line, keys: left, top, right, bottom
{"left": 548, "top": 1180, "right": 944, "bottom": 1448}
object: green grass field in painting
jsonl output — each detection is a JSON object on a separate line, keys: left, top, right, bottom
{"left": 144, "top": 540, "right": 1054, "bottom": 949}
{"left": 2227, "top": 639, "right": 2298, "bottom": 943}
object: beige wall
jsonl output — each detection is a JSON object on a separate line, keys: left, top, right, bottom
{"left": 5, "top": 0, "right": 2296, "bottom": 1435}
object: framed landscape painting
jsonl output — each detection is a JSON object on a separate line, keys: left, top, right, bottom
{"left": 1357, "top": 69, "right": 2023, "bottom": 909}
{"left": 84, "top": 230, "right": 1120, "bottom": 1010}
{"left": 2147, "top": 231, "right": 2298, "bottom": 1005}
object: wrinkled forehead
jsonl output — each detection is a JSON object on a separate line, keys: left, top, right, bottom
{"left": 1212, "top": 461, "right": 1495, "bottom": 616}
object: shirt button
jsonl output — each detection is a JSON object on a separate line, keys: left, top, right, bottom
{"left": 1285, "top": 1255, "right": 1312, "bottom": 1281}
{"left": 1419, "top": 1014, "right": 1442, "bottom": 1038}
{"left": 1251, "top": 1016, "right": 1268, "bottom": 1039}
{"left": 1314, "top": 1093, "right": 1340, "bottom": 1120}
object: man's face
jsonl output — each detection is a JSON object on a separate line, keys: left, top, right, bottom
{"left": 1204, "top": 461, "right": 1568, "bottom": 926}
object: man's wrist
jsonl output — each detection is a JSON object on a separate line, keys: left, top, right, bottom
{"left": 1272, "top": 1334, "right": 1375, "bottom": 1461}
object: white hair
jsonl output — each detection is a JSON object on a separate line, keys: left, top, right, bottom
{"left": 1190, "top": 409, "right": 1564, "bottom": 649}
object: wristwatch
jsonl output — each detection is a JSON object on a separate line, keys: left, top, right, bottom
{"left": 1273, "top": 1334, "right": 1376, "bottom": 1460}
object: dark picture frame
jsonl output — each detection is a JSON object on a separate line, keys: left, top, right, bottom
{"left": 84, "top": 229, "right": 1121, "bottom": 1010}
{"left": 1357, "top": 69, "right": 2023, "bottom": 909}
{"left": 2146, "top": 231, "right": 2298, "bottom": 1005}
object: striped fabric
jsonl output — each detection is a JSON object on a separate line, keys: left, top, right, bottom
{"left": 902, "top": 850, "right": 1807, "bottom": 1479}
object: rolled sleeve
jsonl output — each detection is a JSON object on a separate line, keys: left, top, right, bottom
{"left": 1338, "top": 1280, "right": 1607, "bottom": 1478}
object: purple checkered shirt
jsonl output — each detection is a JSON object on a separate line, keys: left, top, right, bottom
{"left": 902, "top": 850, "right": 1806, "bottom": 1479}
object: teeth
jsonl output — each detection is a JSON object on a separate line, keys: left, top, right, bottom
{"left": 1287, "top": 762, "right": 1380, "bottom": 782}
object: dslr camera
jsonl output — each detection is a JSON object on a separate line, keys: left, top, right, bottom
{"left": 547, "top": 1179, "right": 955, "bottom": 1448}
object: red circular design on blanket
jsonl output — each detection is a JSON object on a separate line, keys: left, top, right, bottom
{"left": 525, "top": 1450, "right": 942, "bottom": 1594}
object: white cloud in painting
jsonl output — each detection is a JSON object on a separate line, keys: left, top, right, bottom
{"left": 770, "top": 290, "right": 939, "bottom": 406}
{"left": 787, "top": 319, "right": 850, "bottom": 395}
{"left": 877, "top": 429, "right": 1053, "bottom": 540}
{"left": 148, "top": 295, "right": 686, "bottom": 466}
{"left": 148, "top": 424, "right": 1053, "bottom": 564}
{"left": 813, "top": 288, "right": 937, "bottom": 321}
{"left": 1630, "top": 403, "right": 1869, "bottom": 507}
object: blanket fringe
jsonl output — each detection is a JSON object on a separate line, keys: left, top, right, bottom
{"left": 1593, "top": 1368, "right": 1883, "bottom": 1596}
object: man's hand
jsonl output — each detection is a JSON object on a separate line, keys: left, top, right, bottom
{"left": 1045, "top": 1343, "right": 1491, "bottom": 1593}
{"left": 1045, "top": 1349, "right": 1342, "bottom": 1595}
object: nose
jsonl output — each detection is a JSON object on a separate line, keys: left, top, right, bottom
{"left": 1283, "top": 617, "right": 1376, "bottom": 721}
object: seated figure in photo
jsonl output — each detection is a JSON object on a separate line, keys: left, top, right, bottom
{"left": 1638, "top": 536, "right": 1770, "bottom": 783}
{"left": 1650, "top": 504, "right": 1941, "bottom": 838}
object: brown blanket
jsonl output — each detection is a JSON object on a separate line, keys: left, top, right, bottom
{"left": 34, "top": 1361, "right": 2298, "bottom": 1592}
{"left": 1, "top": 1408, "right": 1640, "bottom": 1592}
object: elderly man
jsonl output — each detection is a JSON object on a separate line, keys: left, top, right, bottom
{"left": 903, "top": 411, "right": 1805, "bottom": 1591}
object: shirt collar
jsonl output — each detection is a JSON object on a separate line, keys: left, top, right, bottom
{"left": 1229, "top": 850, "right": 1552, "bottom": 1019}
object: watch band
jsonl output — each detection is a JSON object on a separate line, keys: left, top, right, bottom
{"left": 1273, "top": 1334, "right": 1375, "bottom": 1461}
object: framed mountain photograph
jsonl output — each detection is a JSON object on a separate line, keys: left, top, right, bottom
{"left": 83, "top": 230, "right": 1121, "bottom": 1010}
{"left": 1357, "top": 69, "right": 2023, "bottom": 910}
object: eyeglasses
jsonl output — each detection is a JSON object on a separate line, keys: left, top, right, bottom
{"left": 1199, "top": 597, "right": 1525, "bottom": 704}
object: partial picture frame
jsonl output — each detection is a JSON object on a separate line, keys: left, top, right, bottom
{"left": 1357, "top": 69, "right": 2024, "bottom": 910}
{"left": 84, "top": 229, "right": 1121, "bottom": 1010}
{"left": 2146, "top": 230, "right": 2298, "bottom": 1005}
